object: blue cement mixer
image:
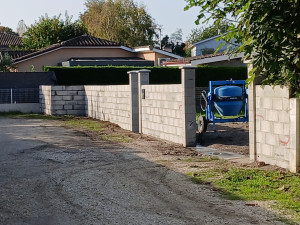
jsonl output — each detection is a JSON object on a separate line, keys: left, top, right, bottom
{"left": 198, "top": 80, "right": 248, "bottom": 134}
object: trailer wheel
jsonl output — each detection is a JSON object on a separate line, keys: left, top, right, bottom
{"left": 197, "top": 115, "right": 208, "bottom": 134}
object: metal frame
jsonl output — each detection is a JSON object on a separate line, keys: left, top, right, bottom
{"left": 205, "top": 80, "right": 248, "bottom": 131}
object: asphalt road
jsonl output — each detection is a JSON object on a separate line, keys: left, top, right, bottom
{"left": 0, "top": 118, "right": 285, "bottom": 225}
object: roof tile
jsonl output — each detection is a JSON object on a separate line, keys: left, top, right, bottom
{"left": 14, "top": 35, "right": 120, "bottom": 62}
{"left": 0, "top": 33, "right": 22, "bottom": 47}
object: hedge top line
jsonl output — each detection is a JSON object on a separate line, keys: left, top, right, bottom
{"left": 44, "top": 65, "right": 247, "bottom": 87}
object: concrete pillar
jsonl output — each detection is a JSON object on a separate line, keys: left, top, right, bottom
{"left": 127, "top": 71, "right": 139, "bottom": 132}
{"left": 247, "top": 63, "right": 265, "bottom": 162}
{"left": 138, "top": 69, "right": 150, "bottom": 133}
{"left": 181, "top": 66, "right": 197, "bottom": 147}
{"left": 289, "top": 98, "right": 300, "bottom": 172}
{"left": 247, "top": 63, "right": 257, "bottom": 162}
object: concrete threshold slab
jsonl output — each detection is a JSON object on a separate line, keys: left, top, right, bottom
{"left": 191, "top": 145, "right": 246, "bottom": 160}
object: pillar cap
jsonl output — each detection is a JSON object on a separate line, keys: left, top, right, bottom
{"left": 179, "top": 66, "right": 197, "bottom": 69}
{"left": 138, "top": 69, "right": 151, "bottom": 73}
{"left": 127, "top": 70, "right": 139, "bottom": 74}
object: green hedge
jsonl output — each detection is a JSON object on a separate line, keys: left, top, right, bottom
{"left": 44, "top": 66, "right": 247, "bottom": 87}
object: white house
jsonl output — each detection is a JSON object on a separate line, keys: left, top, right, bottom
{"left": 191, "top": 35, "right": 240, "bottom": 57}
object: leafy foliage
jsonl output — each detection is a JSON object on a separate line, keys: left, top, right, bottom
{"left": 22, "top": 14, "right": 87, "bottom": 50}
{"left": 0, "top": 53, "right": 15, "bottom": 72}
{"left": 81, "top": 0, "right": 156, "bottom": 47}
{"left": 160, "top": 29, "right": 186, "bottom": 57}
{"left": 187, "top": 20, "right": 229, "bottom": 45}
{"left": 0, "top": 26, "right": 18, "bottom": 36}
{"left": 185, "top": 0, "right": 300, "bottom": 94}
{"left": 44, "top": 65, "right": 247, "bottom": 87}
{"left": 185, "top": 21, "right": 229, "bottom": 57}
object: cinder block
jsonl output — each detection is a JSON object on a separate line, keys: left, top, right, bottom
{"left": 274, "top": 123, "right": 284, "bottom": 135}
{"left": 54, "top": 91, "right": 67, "bottom": 96}
{"left": 283, "top": 124, "right": 290, "bottom": 135}
{"left": 66, "top": 110, "right": 85, "bottom": 115}
{"left": 278, "top": 112, "right": 290, "bottom": 123}
{"left": 272, "top": 98, "right": 283, "bottom": 110}
{"left": 52, "top": 105, "right": 63, "bottom": 110}
{"left": 52, "top": 96, "right": 63, "bottom": 101}
{"left": 262, "top": 98, "right": 272, "bottom": 109}
{"left": 63, "top": 96, "right": 72, "bottom": 101}
{"left": 65, "top": 86, "right": 85, "bottom": 91}
{"left": 54, "top": 110, "right": 67, "bottom": 115}
{"left": 63, "top": 105, "right": 73, "bottom": 110}
{"left": 266, "top": 110, "right": 279, "bottom": 122}
{"left": 282, "top": 99, "right": 290, "bottom": 111}
{"left": 256, "top": 131, "right": 265, "bottom": 143}
{"left": 51, "top": 86, "right": 65, "bottom": 91}
{"left": 261, "top": 143, "right": 273, "bottom": 156}
{"left": 53, "top": 101, "right": 66, "bottom": 105}
{"left": 265, "top": 133, "right": 277, "bottom": 145}
{"left": 261, "top": 121, "right": 272, "bottom": 132}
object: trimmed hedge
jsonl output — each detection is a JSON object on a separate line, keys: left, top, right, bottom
{"left": 44, "top": 66, "right": 247, "bottom": 87}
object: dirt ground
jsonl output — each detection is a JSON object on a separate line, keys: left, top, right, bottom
{"left": 0, "top": 117, "right": 288, "bottom": 225}
{"left": 201, "top": 122, "right": 249, "bottom": 155}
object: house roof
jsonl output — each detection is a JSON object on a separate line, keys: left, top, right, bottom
{"left": 133, "top": 45, "right": 183, "bottom": 59}
{"left": 0, "top": 33, "right": 22, "bottom": 47}
{"left": 164, "top": 52, "right": 226, "bottom": 64}
{"left": 14, "top": 35, "right": 120, "bottom": 63}
{"left": 1, "top": 50, "right": 34, "bottom": 59}
{"left": 162, "top": 52, "right": 244, "bottom": 66}
{"left": 192, "top": 35, "right": 221, "bottom": 47}
{"left": 13, "top": 35, "right": 183, "bottom": 64}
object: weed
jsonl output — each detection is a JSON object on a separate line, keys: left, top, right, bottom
{"left": 189, "top": 168, "right": 300, "bottom": 222}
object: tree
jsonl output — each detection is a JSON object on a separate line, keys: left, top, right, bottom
{"left": 169, "top": 28, "right": 183, "bottom": 44}
{"left": 185, "top": 0, "right": 300, "bottom": 94}
{"left": 22, "top": 13, "right": 87, "bottom": 50}
{"left": 0, "top": 25, "right": 18, "bottom": 36}
{"left": 81, "top": 0, "right": 156, "bottom": 47}
{"left": 16, "top": 20, "right": 27, "bottom": 37}
{"left": 0, "top": 53, "right": 15, "bottom": 72}
{"left": 161, "top": 35, "right": 170, "bottom": 48}
{"left": 187, "top": 21, "right": 229, "bottom": 45}
{"left": 160, "top": 32, "right": 186, "bottom": 57}
{"left": 185, "top": 21, "right": 229, "bottom": 56}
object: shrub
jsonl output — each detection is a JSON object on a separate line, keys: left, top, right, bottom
{"left": 44, "top": 65, "right": 247, "bottom": 87}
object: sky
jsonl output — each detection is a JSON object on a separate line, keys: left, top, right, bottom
{"left": 0, "top": 0, "right": 203, "bottom": 41}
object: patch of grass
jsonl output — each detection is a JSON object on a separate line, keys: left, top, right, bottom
{"left": 64, "top": 118, "right": 104, "bottom": 132}
{"left": 101, "top": 134, "right": 132, "bottom": 143}
{"left": 64, "top": 118, "right": 132, "bottom": 143}
{"left": 189, "top": 168, "right": 300, "bottom": 222}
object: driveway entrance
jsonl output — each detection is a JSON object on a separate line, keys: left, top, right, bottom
{"left": 0, "top": 118, "right": 284, "bottom": 225}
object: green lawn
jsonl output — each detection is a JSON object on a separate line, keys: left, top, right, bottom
{"left": 189, "top": 168, "right": 300, "bottom": 223}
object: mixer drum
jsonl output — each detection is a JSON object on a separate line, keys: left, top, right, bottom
{"left": 213, "top": 85, "right": 244, "bottom": 116}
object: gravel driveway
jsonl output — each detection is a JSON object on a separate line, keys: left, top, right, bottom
{"left": 0, "top": 118, "right": 285, "bottom": 225}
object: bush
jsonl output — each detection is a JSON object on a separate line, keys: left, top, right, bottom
{"left": 44, "top": 66, "right": 247, "bottom": 87}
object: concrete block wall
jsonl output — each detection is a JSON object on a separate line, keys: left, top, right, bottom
{"left": 40, "top": 86, "right": 86, "bottom": 115}
{"left": 249, "top": 83, "right": 300, "bottom": 172}
{"left": 40, "top": 67, "right": 197, "bottom": 147}
{"left": 85, "top": 85, "right": 131, "bottom": 131}
{"left": 138, "top": 67, "right": 196, "bottom": 147}
{"left": 40, "top": 86, "right": 52, "bottom": 114}
{"left": 141, "top": 84, "right": 185, "bottom": 145}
